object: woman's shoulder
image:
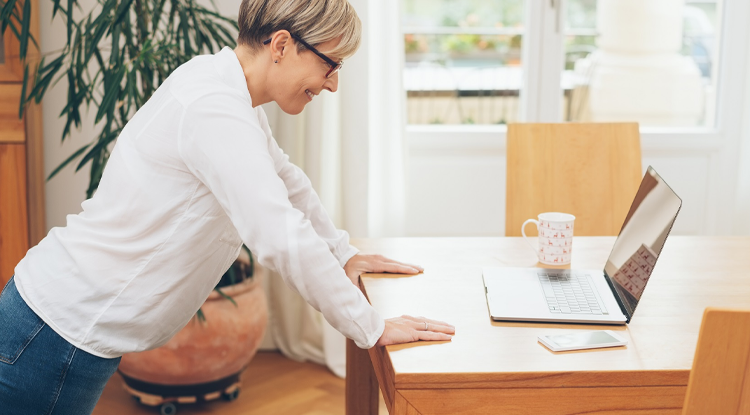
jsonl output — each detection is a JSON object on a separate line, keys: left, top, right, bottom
{"left": 167, "top": 50, "right": 250, "bottom": 109}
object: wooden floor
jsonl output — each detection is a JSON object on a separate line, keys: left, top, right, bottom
{"left": 94, "top": 351, "right": 388, "bottom": 415}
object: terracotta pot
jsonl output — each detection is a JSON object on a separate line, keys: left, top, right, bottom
{"left": 118, "top": 267, "right": 268, "bottom": 387}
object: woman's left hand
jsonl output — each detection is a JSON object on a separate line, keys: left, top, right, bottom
{"left": 343, "top": 254, "right": 423, "bottom": 285}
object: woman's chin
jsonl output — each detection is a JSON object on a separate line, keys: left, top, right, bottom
{"left": 278, "top": 101, "right": 306, "bottom": 115}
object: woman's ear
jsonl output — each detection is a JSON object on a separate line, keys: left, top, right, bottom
{"left": 269, "top": 30, "right": 292, "bottom": 63}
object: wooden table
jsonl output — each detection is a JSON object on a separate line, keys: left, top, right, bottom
{"left": 344, "top": 237, "right": 750, "bottom": 415}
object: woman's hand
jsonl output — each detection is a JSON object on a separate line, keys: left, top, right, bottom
{"left": 343, "top": 254, "right": 423, "bottom": 285}
{"left": 376, "top": 315, "right": 455, "bottom": 346}
{"left": 342, "top": 255, "right": 453, "bottom": 346}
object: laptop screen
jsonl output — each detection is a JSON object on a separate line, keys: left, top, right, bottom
{"left": 603, "top": 166, "right": 682, "bottom": 319}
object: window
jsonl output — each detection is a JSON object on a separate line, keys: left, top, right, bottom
{"left": 402, "top": 0, "right": 724, "bottom": 128}
{"left": 562, "top": 0, "right": 722, "bottom": 127}
{"left": 402, "top": 0, "right": 525, "bottom": 125}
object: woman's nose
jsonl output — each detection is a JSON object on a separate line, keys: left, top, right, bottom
{"left": 325, "top": 72, "right": 339, "bottom": 93}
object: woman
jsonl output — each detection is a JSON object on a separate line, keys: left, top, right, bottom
{"left": 0, "top": 0, "right": 454, "bottom": 413}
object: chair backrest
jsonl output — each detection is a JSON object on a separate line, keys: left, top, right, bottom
{"left": 505, "top": 123, "right": 642, "bottom": 237}
{"left": 682, "top": 308, "right": 750, "bottom": 415}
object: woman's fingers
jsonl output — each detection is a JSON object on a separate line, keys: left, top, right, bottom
{"left": 388, "top": 260, "right": 424, "bottom": 272}
{"left": 399, "top": 315, "right": 456, "bottom": 335}
{"left": 417, "top": 330, "right": 454, "bottom": 342}
{"left": 373, "top": 261, "right": 421, "bottom": 275}
{"left": 346, "top": 254, "right": 424, "bottom": 275}
{"left": 402, "top": 315, "right": 455, "bottom": 330}
{"left": 413, "top": 321, "right": 455, "bottom": 334}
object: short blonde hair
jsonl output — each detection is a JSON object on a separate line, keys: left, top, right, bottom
{"left": 237, "top": 0, "right": 362, "bottom": 59}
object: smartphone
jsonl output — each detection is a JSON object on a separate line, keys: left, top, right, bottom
{"left": 538, "top": 330, "right": 627, "bottom": 352}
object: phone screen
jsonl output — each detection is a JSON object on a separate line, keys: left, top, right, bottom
{"left": 548, "top": 331, "right": 622, "bottom": 347}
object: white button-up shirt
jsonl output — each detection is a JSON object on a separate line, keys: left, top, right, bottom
{"left": 14, "top": 47, "right": 384, "bottom": 358}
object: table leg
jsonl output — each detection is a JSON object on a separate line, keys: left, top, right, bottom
{"left": 345, "top": 338, "right": 379, "bottom": 415}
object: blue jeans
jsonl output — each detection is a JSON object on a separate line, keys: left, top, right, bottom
{"left": 0, "top": 277, "right": 121, "bottom": 415}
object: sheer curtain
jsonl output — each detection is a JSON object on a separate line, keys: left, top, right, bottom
{"left": 259, "top": 0, "right": 406, "bottom": 377}
{"left": 735, "top": 72, "right": 750, "bottom": 235}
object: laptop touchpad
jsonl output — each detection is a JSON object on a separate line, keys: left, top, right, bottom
{"left": 488, "top": 278, "right": 544, "bottom": 311}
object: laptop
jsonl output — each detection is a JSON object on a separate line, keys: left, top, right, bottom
{"left": 483, "top": 166, "right": 682, "bottom": 324}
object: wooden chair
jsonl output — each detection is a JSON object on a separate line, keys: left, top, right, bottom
{"left": 505, "top": 122, "right": 642, "bottom": 236}
{"left": 682, "top": 308, "right": 750, "bottom": 415}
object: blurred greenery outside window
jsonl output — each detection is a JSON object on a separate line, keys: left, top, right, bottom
{"left": 403, "top": 0, "right": 720, "bottom": 126}
{"left": 402, "top": 0, "right": 525, "bottom": 125}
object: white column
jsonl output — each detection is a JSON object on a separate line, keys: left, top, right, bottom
{"left": 585, "top": 0, "right": 704, "bottom": 126}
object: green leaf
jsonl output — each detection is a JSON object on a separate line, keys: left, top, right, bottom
{"left": 39, "top": 53, "right": 66, "bottom": 76}
{"left": 92, "top": 46, "right": 106, "bottom": 72}
{"left": 47, "top": 143, "right": 91, "bottom": 180}
{"left": 110, "top": 21, "right": 120, "bottom": 66}
{"left": 19, "top": 0, "right": 30, "bottom": 59}
{"left": 85, "top": 0, "right": 115, "bottom": 60}
{"left": 214, "top": 287, "right": 238, "bottom": 308}
{"left": 0, "top": 0, "right": 19, "bottom": 34}
{"left": 202, "top": 20, "right": 221, "bottom": 50}
{"left": 227, "top": 266, "right": 237, "bottom": 286}
{"left": 86, "top": 149, "right": 110, "bottom": 198}
{"left": 86, "top": 21, "right": 110, "bottom": 63}
{"left": 178, "top": 7, "right": 192, "bottom": 55}
{"left": 76, "top": 128, "right": 119, "bottom": 171}
{"left": 112, "top": 0, "right": 133, "bottom": 29}
{"left": 29, "top": 61, "right": 63, "bottom": 103}
{"left": 151, "top": 0, "right": 167, "bottom": 33}
{"left": 19, "top": 64, "right": 29, "bottom": 119}
{"left": 66, "top": 0, "right": 73, "bottom": 43}
{"left": 195, "top": 6, "right": 237, "bottom": 25}
{"left": 211, "top": 21, "right": 237, "bottom": 48}
{"left": 51, "top": 0, "right": 61, "bottom": 18}
{"left": 125, "top": 67, "right": 136, "bottom": 113}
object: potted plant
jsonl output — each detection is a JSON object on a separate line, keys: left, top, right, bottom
{"left": 2, "top": 0, "right": 268, "bottom": 413}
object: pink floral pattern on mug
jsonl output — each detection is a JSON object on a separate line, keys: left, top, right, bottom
{"left": 522, "top": 212, "right": 575, "bottom": 265}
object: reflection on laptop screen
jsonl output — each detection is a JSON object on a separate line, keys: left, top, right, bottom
{"left": 603, "top": 166, "right": 682, "bottom": 317}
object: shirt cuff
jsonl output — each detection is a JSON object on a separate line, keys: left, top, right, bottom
{"left": 338, "top": 245, "right": 359, "bottom": 268}
{"left": 355, "top": 315, "right": 385, "bottom": 349}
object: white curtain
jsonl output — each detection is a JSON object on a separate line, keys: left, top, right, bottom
{"left": 259, "top": 0, "right": 407, "bottom": 377}
{"left": 735, "top": 97, "right": 750, "bottom": 235}
{"left": 733, "top": 34, "right": 750, "bottom": 236}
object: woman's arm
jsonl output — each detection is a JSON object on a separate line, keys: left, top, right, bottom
{"left": 255, "top": 107, "right": 358, "bottom": 267}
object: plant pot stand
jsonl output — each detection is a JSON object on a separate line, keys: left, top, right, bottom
{"left": 120, "top": 371, "right": 242, "bottom": 415}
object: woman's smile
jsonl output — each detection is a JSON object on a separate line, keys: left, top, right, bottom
{"left": 305, "top": 89, "right": 316, "bottom": 101}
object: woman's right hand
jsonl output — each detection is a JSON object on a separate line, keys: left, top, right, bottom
{"left": 375, "top": 315, "right": 455, "bottom": 346}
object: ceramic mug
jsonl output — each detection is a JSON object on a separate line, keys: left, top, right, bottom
{"left": 522, "top": 212, "right": 575, "bottom": 265}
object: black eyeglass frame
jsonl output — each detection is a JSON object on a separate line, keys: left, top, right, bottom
{"left": 263, "top": 34, "right": 343, "bottom": 78}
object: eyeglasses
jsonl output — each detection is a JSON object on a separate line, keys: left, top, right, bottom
{"left": 262, "top": 34, "right": 343, "bottom": 79}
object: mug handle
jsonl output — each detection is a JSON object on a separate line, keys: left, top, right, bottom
{"left": 521, "top": 219, "right": 540, "bottom": 260}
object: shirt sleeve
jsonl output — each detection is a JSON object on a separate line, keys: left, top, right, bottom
{"left": 177, "top": 92, "right": 384, "bottom": 348}
{"left": 254, "top": 107, "right": 358, "bottom": 268}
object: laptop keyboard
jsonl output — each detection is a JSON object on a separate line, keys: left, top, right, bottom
{"left": 538, "top": 273, "right": 607, "bottom": 315}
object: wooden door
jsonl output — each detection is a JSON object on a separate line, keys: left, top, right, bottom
{"left": 0, "top": 3, "right": 45, "bottom": 288}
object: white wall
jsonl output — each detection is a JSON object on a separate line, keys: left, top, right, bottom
{"left": 40, "top": 0, "right": 96, "bottom": 231}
